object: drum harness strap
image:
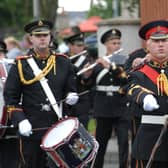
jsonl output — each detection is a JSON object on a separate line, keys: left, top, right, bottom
{"left": 26, "top": 57, "right": 62, "bottom": 119}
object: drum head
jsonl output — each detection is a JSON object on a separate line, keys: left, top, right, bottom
{"left": 43, "top": 118, "right": 76, "bottom": 148}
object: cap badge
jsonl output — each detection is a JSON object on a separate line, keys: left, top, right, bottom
{"left": 38, "top": 20, "right": 43, "bottom": 26}
{"left": 112, "top": 29, "right": 116, "bottom": 35}
{"left": 157, "top": 26, "right": 161, "bottom": 32}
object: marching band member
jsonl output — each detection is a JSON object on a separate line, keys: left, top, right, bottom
{"left": 0, "top": 41, "right": 19, "bottom": 168}
{"left": 3, "top": 19, "right": 78, "bottom": 168}
{"left": 64, "top": 33, "right": 93, "bottom": 129}
{"left": 124, "top": 20, "right": 168, "bottom": 168}
{"left": 82, "top": 28, "right": 129, "bottom": 168}
{"left": 124, "top": 48, "right": 148, "bottom": 168}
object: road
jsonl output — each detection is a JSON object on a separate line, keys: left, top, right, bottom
{"left": 103, "top": 137, "right": 131, "bottom": 168}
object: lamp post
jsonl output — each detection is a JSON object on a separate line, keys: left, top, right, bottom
{"left": 112, "top": 0, "right": 119, "bottom": 17}
{"left": 33, "top": 0, "right": 40, "bottom": 19}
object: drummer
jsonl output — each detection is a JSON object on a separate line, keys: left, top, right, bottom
{"left": 3, "top": 19, "right": 79, "bottom": 168}
{"left": 124, "top": 19, "right": 168, "bottom": 168}
{"left": 0, "top": 40, "right": 19, "bottom": 168}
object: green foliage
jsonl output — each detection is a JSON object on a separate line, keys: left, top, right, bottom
{"left": 0, "top": 0, "right": 58, "bottom": 37}
{"left": 88, "top": 0, "right": 113, "bottom": 19}
{"left": 40, "top": 0, "right": 58, "bottom": 23}
{"left": 87, "top": 118, "right": 96, "bottom": 135}
{"left": 125, "top": 0, "right": 140, "bottom": 14}
{"left": 0, "top": 0, "right": 32, "bottom": 28}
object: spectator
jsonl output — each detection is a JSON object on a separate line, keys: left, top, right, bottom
{"left": 4, "top": 36, "right": 23, "bottom": 59}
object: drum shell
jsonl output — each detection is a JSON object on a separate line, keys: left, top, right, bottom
{"left": 41, "top": 117, "right": 98, "bottom": 168}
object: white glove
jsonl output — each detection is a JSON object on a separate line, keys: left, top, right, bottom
{"left": 66, "top": 92, "right": 79, "bottom": 105}
{"left": 143, "top": 94, "right": 159, "bottom": 111}
{"left": 18, "top": 119, "right": 32, "bottom": 137}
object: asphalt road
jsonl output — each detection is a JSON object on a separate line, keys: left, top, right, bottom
{"left": 103, "top": 137, "right": 131, "bottom": 168}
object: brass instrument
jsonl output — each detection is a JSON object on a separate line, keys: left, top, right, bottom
{"left": 77, "top": 48, "right": 123, "bottom": 76}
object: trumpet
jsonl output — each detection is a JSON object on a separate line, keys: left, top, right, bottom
{"left": 69, "top": 50, "right": 87, "bottom": 60}
{"left": 77, "top": 48, "right": 123, "bottom": 76}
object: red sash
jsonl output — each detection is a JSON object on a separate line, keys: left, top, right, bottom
{"left": 138, "top": 64, "right": 159, "bottom": 85}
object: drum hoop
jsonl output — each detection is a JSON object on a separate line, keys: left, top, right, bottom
{"left": 41, "top": 117, "right": 79, "bottom": 150}
{"left": 47, "top": 150, "right": 69, "bottom": 168}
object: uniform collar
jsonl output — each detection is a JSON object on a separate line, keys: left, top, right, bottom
{"left": 149, "top": 60, "right": 168, "bottom": 68}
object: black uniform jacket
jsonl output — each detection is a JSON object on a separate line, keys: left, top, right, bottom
{"left": 4, "top": 49, "right": 77, "bottom": 139}
{"left": 67, "top": 52, "right": 92, "bottom": 117}
{"left": 125, "top": 61, "right": 168, "bottom": 161}
{"left": 83, "top": 54, "right": 128, "bottom": 118}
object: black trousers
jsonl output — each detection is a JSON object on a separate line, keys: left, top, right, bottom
{"left": 130, "top": 116, "right": 141, "bottom": 168}
{"left": 0, "top": 138, "right": 20, "bottom": 168}
{"left": 94, "top": 117, "right": 129, "bottom": 168}
{"left": 19, "top": 139, "right": 48, "bottom": 168}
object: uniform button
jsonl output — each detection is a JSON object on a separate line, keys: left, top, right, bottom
{"left": 110, "top": 78, "right": 113, "bottom": 81}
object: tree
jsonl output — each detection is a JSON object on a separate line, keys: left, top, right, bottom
{"left": 88, "top": 0, "right": 113, "bottom": 19}
{"left": 88, "top": 0, "right": 140, "bottom": 19}
{"left": 0, "top": 0, "right": 58, "bottom": 37}
{"left": 40, "top": 0, "right": 58, "bottom": 23}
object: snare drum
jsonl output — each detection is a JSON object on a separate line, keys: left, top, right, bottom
{"left": 41, "top": 117, "right": 99, "bottom": 168}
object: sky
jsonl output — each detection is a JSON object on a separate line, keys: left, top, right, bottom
{"left": 58, "top": 0, "right": 91, "bottom": 11}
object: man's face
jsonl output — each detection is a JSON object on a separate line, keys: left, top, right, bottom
{"left": 30, "top": 33, "right": 51, "bottom": 51}
{"left": 147, "top": 38, "right": 168, "bottom": 62}
{"left": 69, "top": 43, "right": 85, "bottom": 55}
{"left": 104, "top": 38, "right": 121, "bottom": 54}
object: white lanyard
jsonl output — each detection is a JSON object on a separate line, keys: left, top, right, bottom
{"left": 27, "top": 57, "right": 62, "bottom": 119}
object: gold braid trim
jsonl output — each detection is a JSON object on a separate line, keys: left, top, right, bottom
{"left": 128, "top": 84, "right": 153, "bottom": 96}
{"left": 157, "top": 70, "right": 168, "bottom": 96}
{"left": 18, "top": 55, "right": 56, "bottom": 85}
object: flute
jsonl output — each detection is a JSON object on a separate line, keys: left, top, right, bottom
{"left": 77, "top": 48, "right": 123, "bottom": 76}
{"left": 69, "top": 50, "right": 87, "bottom": 60}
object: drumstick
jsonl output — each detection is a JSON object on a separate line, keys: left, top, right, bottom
{"left": 0, "top": 124, "right": 14, "bottom": 129}
{"left": 59, "top": 90, "right": 90, "bottom": 104}
{"left": 32, "top": 127, "right": 50, "bottom": 131}
{"left": 0, "top": 124, "right": 50, "bottom": 132}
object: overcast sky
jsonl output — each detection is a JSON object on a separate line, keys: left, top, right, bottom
{"left": 58, "top": 0, "right": 91, "bottom": 11}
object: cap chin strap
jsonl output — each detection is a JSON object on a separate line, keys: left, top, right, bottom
{"left": 26, "top": 57, "right": 62, "bottom": 119}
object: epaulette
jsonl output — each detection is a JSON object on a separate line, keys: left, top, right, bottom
{"left": 55, "top": 53, "right": 69, "bottom": 59}
{"left": 129, "top": 48, "right": 147, "bottom": 57}
{"left": 16, "top": 55, "right": 32, "bottom": 60}
{"left": 50, "top": 50, "right": 69, "bottom": 58}
{"left": 131, "top": 62, "right": 146, "bottom": 72}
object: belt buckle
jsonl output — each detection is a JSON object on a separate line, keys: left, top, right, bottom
{"left": 41, "top": 104, "right": 51, "bottom": 111}
{"left": 106, "top": 91, "right": 113, "bottom": 96}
